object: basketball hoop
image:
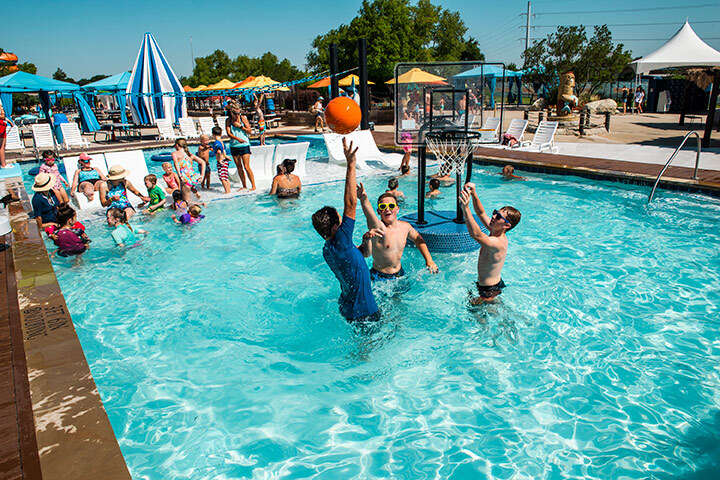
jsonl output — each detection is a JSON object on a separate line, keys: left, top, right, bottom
{"left": 425, "top": 130, "right": 479, "bottom": 177}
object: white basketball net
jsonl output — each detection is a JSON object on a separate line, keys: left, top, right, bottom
{"left": 426, "top": 134, "right": 477, "bottom": 177}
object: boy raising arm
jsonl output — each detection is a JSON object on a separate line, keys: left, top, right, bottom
{"left": 459, "top": 182, "right": 521, "bottom": 304}
{"left": 312, "top": 138, "right": 379, "bottom": 323}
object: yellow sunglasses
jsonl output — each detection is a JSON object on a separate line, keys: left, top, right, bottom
{"left": 377, "top": 203, "right": 397, "bottom": 211}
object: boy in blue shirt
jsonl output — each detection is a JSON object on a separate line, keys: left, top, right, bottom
{"left": 312, "top": 138, "right": 379, "bottom": 323}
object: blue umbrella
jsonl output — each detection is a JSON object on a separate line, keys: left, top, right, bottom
{"left": 127, "top": 33, "right": 186, "bottom": 125}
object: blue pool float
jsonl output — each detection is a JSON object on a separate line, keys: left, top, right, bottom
{"left": 28, "top": 164, "right": 67, "bottom": 176}
{"left": 151, "top": 149, "right": 218, "bottom": 162}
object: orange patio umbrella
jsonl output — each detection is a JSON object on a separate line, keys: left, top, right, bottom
{"left": 308, "top": 74, "right": 374, "bottom": 88}
{"left": 233, "top": 76, "right": 255, "bottom": 88}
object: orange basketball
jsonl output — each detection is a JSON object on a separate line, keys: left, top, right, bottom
{"left": 324, "top": 96, "right": 361, "bottom": 134}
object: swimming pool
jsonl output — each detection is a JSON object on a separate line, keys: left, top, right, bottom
{"left": 41, "top": 158, "right": 720, "bottom": 479}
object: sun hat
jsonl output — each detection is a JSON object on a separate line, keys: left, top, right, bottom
{"left": 79, "top": 153, "right": 92, "bottom": 162}
{"left": 32, "top": 172, "right": 56, "bottom": 192}
{"left": 106, "top": 164, "right": 129, "bottom": 181}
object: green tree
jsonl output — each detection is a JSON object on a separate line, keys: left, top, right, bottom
{"left": 77, "top": 74, "right": 110, "bottom": 86}
{"left": 52, "top": 67, "right": 75, "bottom": 83}
{"left": 183, "top": 50, "right": 305, "bottom": 87}
{"left": 523, "top": 25, "right": 632, "bottom": 97}
{"left": 306, "top": 0, "right": 483, "bottom": 83}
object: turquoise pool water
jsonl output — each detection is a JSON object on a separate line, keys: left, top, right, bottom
{"left": 40, "top": 160, "right": 720, "bottom": 479}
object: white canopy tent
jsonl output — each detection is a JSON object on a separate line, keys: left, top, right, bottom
{"left": 630, "top": 21, "right": 720, "bottom": 74}
{"left": 629, "top": 21, "right": 720, "bottom": 147}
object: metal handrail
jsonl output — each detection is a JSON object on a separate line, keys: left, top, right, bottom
{"left": 648, "top": 131, "right": 702, "bottom": 203}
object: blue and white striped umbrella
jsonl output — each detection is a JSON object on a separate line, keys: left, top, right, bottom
{"left": 126, "top": 33, "right": 186, "bottom": 125}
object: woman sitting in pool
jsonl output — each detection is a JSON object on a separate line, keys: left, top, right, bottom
{"left": 172, "top": 138, "right": 205, "bottom": 202}
{"left": 269, "top": 158, "right": 301, "bottom": 199}
{"left": 70, "top": 153, "right": 107, "bottom": 201}
{"left": 99, "top": 165, "right": 150, "bottom": 223}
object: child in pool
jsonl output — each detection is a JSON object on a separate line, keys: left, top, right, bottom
{"left": 38, "top": 150, "right": 70, "bottom": 203}
{"left": 211, "top": 126, "right": 231, "bottom": 194}
{"left": 49, "top": 204, "right": 90, "bottom": 257}
{"left": 425, "top": 178, "right": 441, "bottom": 198}
{"left": 142, "top": 174, "right": 166, "bottom": 214}
{"left": 501, "top": 165, "right": 525, "bottom": 180}
{"left": 172, "top": 138, "right": 205, "bottom": 202}
{"left": 108, "top": 207, "right": 147, "bottom": 247}
{"left": 400, "top": 164, "right": 411, "bottom": 177}
{"left": 386, "top": 177, "right": 404, "bottom": 201}
{"left": 170, "top": 189, "right": 188, "bottom": 215}
{"left": 161, "top": 162, "right": 181, "bottom": 195}
{"left": 173, "top": 204, "right": 205, "bottom": 225}
{"left": 197, "top": 134, "right": 212, "bottom": 189}
{"left": 459, "top": 182, "right": 521, "bottom": 304}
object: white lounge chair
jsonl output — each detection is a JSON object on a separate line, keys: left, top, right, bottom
{"left": 4, "top": 125, "right": 25, "bottom": 154}
{"left": 65, "top": 153, "right": 108, "bottom": 210}
{"left": 324, "top": 130, "right": 403, "bottom": 170}
{"left": 104, "top": 150, "right": 151, "bottom": 204}
{"left": 477, "top": 116, "right": 500, "bottom": 142}
{"left": 31, "top": 123, "right": 58, "bottom": 157}
{"left": 198, "top": 117, "right": 216, "bottom": 136}
{"left": 60, "top": 123, "right": 90, "bottom": 150}
{"left": 229, "top": 144, "right": 275, "bottom": 184}
{"left": 456, "top": 113, "right": 476, "bottom": 128}
{"left": 272, "top": 142, "right": 309, "bottom": 177}
{"left": 155, "top": 118, "right": 179, "bottom": 141}
{"left": 216, "top": 116, "right": 228, "bottom": 131}
{"left": 520, "top": 121, "right": 559, "bottom": 153}
{"left": 179, "top": 117, "right": 200, "bottom": 139}
{"left": 503, "top": 119, "right": 529, "bottom": 146}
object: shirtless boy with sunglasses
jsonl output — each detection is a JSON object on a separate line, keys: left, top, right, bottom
{"left": 459, "top": 182, "right": 521, "bottom": 304}
{"left": 357, "top": 184, "right": 438, "bottom": 282}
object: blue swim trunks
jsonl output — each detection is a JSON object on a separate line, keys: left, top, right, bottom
{"left": 369, "top": 267, "right": 405, "bottom": 282}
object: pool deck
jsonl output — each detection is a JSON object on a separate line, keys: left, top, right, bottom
{"left": 0, "top": 177, "right": 131, "bottom": 480}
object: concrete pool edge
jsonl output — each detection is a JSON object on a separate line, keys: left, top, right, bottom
{"left": 2, "top": 176, "right": 131, "bottom": 479}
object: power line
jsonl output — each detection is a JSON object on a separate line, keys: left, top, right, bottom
{"left": 475, "top": 16, "right": 523, "bottom": 40}
{"left": 535, "top": 4, "right": 719, "bottom": 15}
{"left": 533, "top": 20, "right": 720, "bottom": 28}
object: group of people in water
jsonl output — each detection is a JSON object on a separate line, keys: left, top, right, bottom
{"left": 312, "top": 138, "right": 522, "bottom": 324}
{"left": 29, "top": 122, "right": 523, "bottom": 324}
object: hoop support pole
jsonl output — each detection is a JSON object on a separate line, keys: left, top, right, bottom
{"left": 417, "top": 144, "right": 427, "bottom": 225}
{"left": 454, "top": 167, "right": 463, "bottom": 224}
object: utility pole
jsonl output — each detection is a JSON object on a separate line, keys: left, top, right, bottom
{"left": 190, "top": 36, "right": 195, "bottom": 73}
{"left": 524, "top": 2, "right": 531, "bottom": 54}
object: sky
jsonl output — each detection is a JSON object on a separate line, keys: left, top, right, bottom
{"left": 2, "top": 0, "right": 720, "bottom": 80}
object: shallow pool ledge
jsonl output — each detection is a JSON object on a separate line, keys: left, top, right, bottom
{"left": 4, "top": 176, "right": 131, "bottom": 480}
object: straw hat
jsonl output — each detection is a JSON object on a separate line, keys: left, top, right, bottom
{"left": 107, "top": 164, "right": 129, "bottom": 181}
{"left": 32, "top": 172, "right": 56, "bottom": 192}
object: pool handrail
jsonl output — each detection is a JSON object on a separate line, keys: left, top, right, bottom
{"left": 648, "top": 130, "right": 701, "bottom": 203}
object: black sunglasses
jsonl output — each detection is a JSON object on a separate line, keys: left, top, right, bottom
{"left": 493, "top": 209, "right": 510, "bottom": 224}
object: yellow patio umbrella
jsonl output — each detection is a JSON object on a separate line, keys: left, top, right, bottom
{"left": 241, "top": 75, "right": 291, "bottom": 91}
{"left": 308, "top": 74, "right": 375, "bottom": 89}
{"left": 202, "top": 78, "right": 238, "bottom": 91}
{"left": 191, "top": 85, "right": 207, "bottom": 92}
{"left": 385, "top": 68, "right": 446, "bottom": 84}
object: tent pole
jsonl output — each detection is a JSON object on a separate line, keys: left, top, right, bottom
{"left": 679, "top": 77, "right": 691, "bottom": 126}
{"left": 702, "top": 70, "right": 719, "bottom": 148}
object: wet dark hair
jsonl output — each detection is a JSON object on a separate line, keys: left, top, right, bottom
{"left": 377, "top": 192, "right": 397, "bottom": 204}
{"left": 55, "top": 203, "right": 75, "bottom": 226}
{"left": 502, "top": 206, "right": 521, "bottom": 231}
{"left": 429, "top": 178, "right": 440, "bottom": 190}
{"left": 108, "top": 208, "right": 127, "bottom": 223}
{"left": 388, "top": 178, "right": 399, "bottom": 190}
{"left": 312, "top": 206, "right": 340, "bottom": 239}
{"left": 401, "top": 165, "right": 410, "bottom": 174}
{"left": 282, "top": 158, "right": 296, "bottom": 174}
{"left": 276, "top": 165, "right": 283, "bottom": 176}
{"left": 41, "top": 150, "right": 54, "bottom": 159}
{"left": 172, "top": 189, "right": 183, "bottom": 202}
{"left": 211, "top": 126, "right": 222, "bottom": 136}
